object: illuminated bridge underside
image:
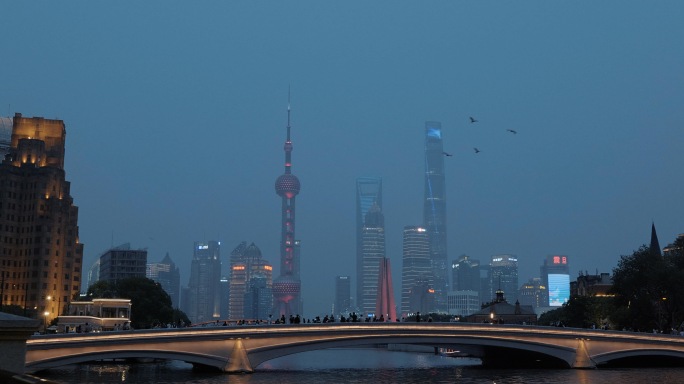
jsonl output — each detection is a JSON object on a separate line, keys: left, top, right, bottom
{"left": 25, "top": 324, "right": 684, "bottom": 373}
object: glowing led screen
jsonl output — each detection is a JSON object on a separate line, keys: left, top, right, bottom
{"left": 427, "top": 127, "right": 441, "bottom": 139}
{"left": 548, "top": 274, "right": 570, "bottom": 307}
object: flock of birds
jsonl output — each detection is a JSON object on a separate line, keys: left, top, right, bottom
{"left": 441, "top": 116, "right": 517, "bottom": 157}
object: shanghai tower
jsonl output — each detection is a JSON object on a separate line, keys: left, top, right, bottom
{"left": 423, "top": 121, "right": 448, "bottom": 312}
{"left": 273, "top": 99, "right": 302, "bottom": 317}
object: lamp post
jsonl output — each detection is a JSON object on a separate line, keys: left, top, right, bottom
{"left": 43, "top": 311, "right": 49, "bottom": 333}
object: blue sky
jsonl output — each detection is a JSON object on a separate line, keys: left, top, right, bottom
{"left": 2, "top": 1, "right": 683, "bottom": 315}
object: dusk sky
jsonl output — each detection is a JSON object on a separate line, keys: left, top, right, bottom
{"left": 2, "top": 2, "right": 682, "bottom": 315}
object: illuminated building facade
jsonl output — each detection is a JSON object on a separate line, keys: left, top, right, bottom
{"left": 423, "top": 121, "right": 448, "bottom": 312}
{"left": 489, "top": 255, "right": 519, "bottom": 303}
{"left": 401, "top": 226, "right": 432, "bottom": 317}
{"left": 146, "top": 252, "right": 181, "bottom": 309}
{"left": 273, "top": 101, "right": 302, "bottom": 317}
{"left": 355, "top": 177, "right": 382, "bottom": 309}
{"left": 229, "top": 242, "right": 272, "bottom": 320}
{"left": 540, "top": 255, "right": 569, "bottom": 307}
{"left": 187, "top": 241, "right": 221, "bottom": 324}
{"left": 99, "top": 243, "right": 147, "bottom": 283}
{"left": 0, "top": 113, "right": 84, "bottom": 324}
{"left": 334, "top": 275, "right": 351, "bottom": 315}
{"left": 359, "top": 203, "right": 385, "bottom": 315}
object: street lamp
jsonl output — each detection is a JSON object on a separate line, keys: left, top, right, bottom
{"left": 43, "top": 311, "right": 50, "bottom": 333}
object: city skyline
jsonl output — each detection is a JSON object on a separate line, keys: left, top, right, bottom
{"left": 2, "top": 2, "right": 683, "bottom": 316}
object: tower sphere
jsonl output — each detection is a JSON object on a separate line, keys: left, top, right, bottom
{"left": 272, "top": 275, "right": 301, "bottom": 296}
{"left": 275, "top": 173, "right": 300, "bottom": 197}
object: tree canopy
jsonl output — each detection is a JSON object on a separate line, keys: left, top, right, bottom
{"left": 86, "top": 277, "right": 189, "bottom": 329}
{"left": 609, "top": 237, "right": 684, "bottom": 332}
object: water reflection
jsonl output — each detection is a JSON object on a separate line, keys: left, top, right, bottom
{"left": 38, "top": 348, "right": 684, "bottom": 384}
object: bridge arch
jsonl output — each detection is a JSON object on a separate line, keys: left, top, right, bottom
{"left": 247, "top": 334, "right": 577, "bottom": 369}
{"left": 25, "top": 349, "right": 227, "bottom": 372}
{"left": 593, "top": 348, "right": 684, "bottom": 367}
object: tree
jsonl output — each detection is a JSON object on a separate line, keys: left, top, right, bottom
{"left": 610, "top": 244, "right": 677, "bottom": 331}
{"left": 86, "top": 277, "right": 188, "bottom": 329}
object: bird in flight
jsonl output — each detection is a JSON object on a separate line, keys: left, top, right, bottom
{"left": 506, "top": 129, "right": 517, "bottom": 134}
{"left": 473, "top": 148, "right": 481, "bottom": 154}
{"left": 442, "top": 151, "right": 453, "bottom": 157}
{"left": 469, "top": 116, "right": 478, "bottom": 123}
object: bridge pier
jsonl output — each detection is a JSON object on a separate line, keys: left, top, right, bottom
{"left": 572, "top": 339, "right": 596, "bottom": 369}
{"left": 224, "top": 338, "right": 253, "bottom": 373}
{"left": 0, "top": 312, "right": 40, "bottom": 375}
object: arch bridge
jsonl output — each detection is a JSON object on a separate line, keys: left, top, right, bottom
{"left": 25, "top": 323, "right": 684, "bottom": 373}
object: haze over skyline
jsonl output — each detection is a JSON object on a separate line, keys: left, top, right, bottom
{"left": 2, "top": 2, "right": 682, "bottom": 315}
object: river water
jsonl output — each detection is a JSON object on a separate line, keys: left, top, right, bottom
{"left": 38, "top": 348, "right": 684, "bottom": 384}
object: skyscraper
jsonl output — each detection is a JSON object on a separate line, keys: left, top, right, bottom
{"left": 356, "top": 177, "right": 382, "bottom": 309}
{"left": 334, "top": 276, "right": 351, "bottom": 316}
{"left": 359, "top": 203, "right": 385, "bottom": 315}
{"left": 489, "top": 255, "right": 519, "bottom": 303}
{"left": 0, "top": 113, "right": 84, "bottom": 323}
{"left": 451, "top": 255, "right": 481, "bottom": 294}
{"left": 519, "top": 277, "right": 548, "bottom": 309}
{"left": 423, "top": 121, "right": 448, "bottom": 312}
{"left": 147, "top": 252, "right": 181, "bottom": 309}
{"left": 540, "top": 255, "right": 569, "bottom": 307}
{"left": 229, "top": 242, "right": 272, "bottom": 321}
{"left": 401, "top": 226, "right": 432, "bottom": 317}
{"left": 273, "top": 100, "right": 302, "bottom": 317}
{"left": 244, "top": 275, "right": 273, "bottom": 322}
{"left": 187, "top": 241, "right": 221, "bottom": 324}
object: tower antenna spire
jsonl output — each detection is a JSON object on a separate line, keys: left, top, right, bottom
{"left": 287, "top": 86, "right": 291, "bottom": 141}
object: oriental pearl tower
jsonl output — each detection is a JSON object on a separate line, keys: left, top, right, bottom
{"left": 272, "top": 97, "right": 302, "bottom": 318}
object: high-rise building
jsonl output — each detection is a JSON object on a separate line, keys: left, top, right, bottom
{"left": 0, "top": 117, "right": 12, "bottom": 159}
{"left": 375, "top": 257, "right": 397, "bottom": 321}
{"left": 187, "top": 241, "right": 221, "bottom": 324}
{"left": 451, "top": 255, "right": 481, "bottom": 300}
{"left": 423, "top": 121, "right": 448, "bottom": 312}
{"left": 447, "top": 290, "right": 480, "bottom": 317}
{"left": 87, "top": 259, "right": 100, "bottom": 290}
{"left": 229, "top": 242, "right": 272, "bottom": 321}
{"left": 99, "top": 244, "right": 148, "bottom": 283}
{"left": 359, "top": 203, "right": 385, "bottom": 315}
{"left": 334, "top": 275, "right": 351, "bottom": 316}
{"left": 356, "top": 177, "right": 382, "bottom": 309}
{"left": 146, "top": 252, "right": 181, "bottom": 309}
{"left": 244, "top": 275, "right": 273, "bottom": 321}
{"left": 0, "top": 113, "right": 84, "bottom": 323}
{"left": 273, "top": 100, "right": 302, "bottom": 317}
{"left": 489, "top": 255, "right": 519, "bottom": 303}
{"left": 219, "top": 276, "right": 229, "bottom": 319}
{"left": 401, "top": 226, "right": 432, "bottom": 317}
{"left": 518, "top": 277, "right": 548, "bottom": 309}
{"left": 480, "top": 264, "right": 492, "bottom": 306}
{"left": 540, "top": 255, "right": 569, "bottom": 307}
